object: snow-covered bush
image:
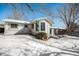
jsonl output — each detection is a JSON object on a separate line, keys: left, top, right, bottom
{"left": 35, "top": 32, "right": 48, "bottom": 41}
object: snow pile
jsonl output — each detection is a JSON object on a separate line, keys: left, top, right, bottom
{"left": 0, "top": 35, "right": 79, "bottom": 56}
{"left": 0, "top": 35, "right": 61, "bottom": 56}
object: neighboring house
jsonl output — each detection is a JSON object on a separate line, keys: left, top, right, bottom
{"left": 0, "top": 17, "right": 66, "bottom": 37}
{"left": 4, "top": 19, "right": 30, "bottom": 35}
{"left": 50, "top": 27, "right": 66, "bottom": 35}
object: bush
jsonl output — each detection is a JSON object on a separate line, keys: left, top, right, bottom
{"left": 35, "top": 32, "right": 48, "bottom": 41}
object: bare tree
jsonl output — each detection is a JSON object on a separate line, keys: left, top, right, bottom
{"left": 57, "top": 4, "right": 79, "bottom": 33}
{"left": 38, "top": 4, "right": 54, "bottom": 23}
{"left": 5, "top": 3, "right": 34, "bottom": 20}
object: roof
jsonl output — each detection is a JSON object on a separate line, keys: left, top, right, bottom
{"left": 50, "top": 27, "right": 66, "bottom": 30}
{"left": 31, "top": 17, "right": 53, "bottom": 25}
{"left": 3, "top": 19, "right": 30, "bottom": 24}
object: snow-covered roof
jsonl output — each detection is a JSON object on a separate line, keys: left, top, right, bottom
{"left": 31, "top": 17, "right": 53, "bottom": 25}
{"left": 50, "top": 27, "right": 66, "bottom": 29}
{"left": 3, "top": 19, "right": 30, "bottom": 24}
{"left": 34, "top": 17, "right": 49, "bottom": 20}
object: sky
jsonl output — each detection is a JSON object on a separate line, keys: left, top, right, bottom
{"left": 0, "top": 3, "right": 65, "bottom": 28}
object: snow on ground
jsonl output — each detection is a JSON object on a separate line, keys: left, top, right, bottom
{"left": 0, "top": 35, "right": 79, "bottom": 56}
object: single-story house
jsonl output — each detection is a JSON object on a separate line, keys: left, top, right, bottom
{"left": 0, "top": 17, "right": 66, "bottom": 37}
{"left": 4, "top": 19, "right": 30, "bottom": 35}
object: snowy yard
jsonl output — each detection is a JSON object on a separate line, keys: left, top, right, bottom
{"left": 0, "top": 35, "right": 79, "bottom": 56}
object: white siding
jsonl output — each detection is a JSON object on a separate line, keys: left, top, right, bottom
{"left": 4, "top": 22, "right": 29, "bottom": 35}
{"left": 31, "top": 20, "right": 52, "bottom": 37}
{"left": 51, "top": 29, "right": 55, "bottom": 36}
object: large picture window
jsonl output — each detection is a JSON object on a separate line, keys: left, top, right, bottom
{"left": 41, "top": 22, "right": 45, "bottom": 31}
{"left": 11, "top": 24, "right": 18, "bottom": 28}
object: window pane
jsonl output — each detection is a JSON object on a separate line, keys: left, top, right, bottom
{"left": 41, "top": 22, "right": 45, "bottom": 31}
{"left": 32, "top": 24, "right": 34, "bottom": 29}
{"left": 50, "top": 29, "right": 52, "bottom": 34}
{"left": 36, "top": 23, "right": 39, "bottom": 31}
{"left": 11, "top": 24, "right": 17, "bottom": 28}
{"left": 25, "top": 25, "right": 27, "bottom": 28}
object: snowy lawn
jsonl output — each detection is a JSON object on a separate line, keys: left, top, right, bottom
{"left": 0, "top": 35, "right": 79, "bottom": 56}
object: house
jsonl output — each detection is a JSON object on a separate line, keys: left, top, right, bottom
{"left": 30, "top": 17, "right": 53, "bottom": 37}
{"left": 0, "top": 17, "right": 66, "bottom": 37}
{"left": 4, "top": 19, "right": 30, "bottom": 35}
{"left": 50, "top": 27, "right": 66, "bottom": 35}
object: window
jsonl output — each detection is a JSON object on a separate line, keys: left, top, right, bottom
{"left": 50, "top": 29, "right": 52, "bottom": 34}
{"left": 25, "top": 25, "right": 27, "bottom": 28}
{"left": 41, "top": 22, "right": 45, "bottom": 31}
{"left": 32, "top": 24, "right": 34, "bottom": 29}
{"left": 36, "top": 23, "right": 39, "bottom": 31}
{"left": 11, "top": 24, "right": 17, "bottom": 28}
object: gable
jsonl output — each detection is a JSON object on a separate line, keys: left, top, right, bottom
{"left": 31, "top": 18, "right": 53, "bottom": 26}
